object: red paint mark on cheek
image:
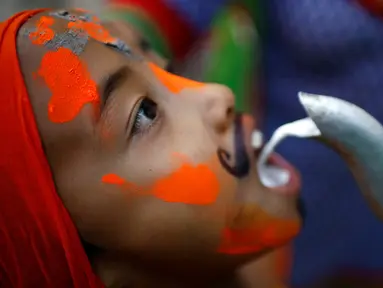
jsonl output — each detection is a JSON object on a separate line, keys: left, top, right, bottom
{"left": 102, "top": 174, "right": 126, "bottom": 185}
{"left": 29, "top": 16, "right": 55, "bottom": 45}
{"left": 38, "top": 47, "right": 100, "bottom": 123}
{"left": 68, "top": 20, "right": 116, "bottom": 43}
{"left": 151, "top": 162, "right": 219, "bottom": 205}
{"left": 217, "top": 214, "right": 300, "bottom": 255}
{"left": 102, "top": 162, "right": 220, "bottom": 205}
{"left": 148, "top": 63, "right": 205, "bottom": 94}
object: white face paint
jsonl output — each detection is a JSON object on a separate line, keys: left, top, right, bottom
{"left": 255, "top": 116, "right": 321, "bottom": 188}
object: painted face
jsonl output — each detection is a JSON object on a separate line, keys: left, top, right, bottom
{"left": 18, "top": 9, "right": 302, "bottom": 271}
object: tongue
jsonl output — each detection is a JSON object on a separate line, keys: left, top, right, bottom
{"left": 257, "top": 118, "right": 321, "bottom": 188}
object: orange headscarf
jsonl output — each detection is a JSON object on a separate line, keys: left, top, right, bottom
{"left": 0, "top": 10, "right": 104, "bottom": 288}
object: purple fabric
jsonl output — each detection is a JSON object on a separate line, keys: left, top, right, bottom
{"left": 164, "top": 0, "right": 383, "bottom": 286}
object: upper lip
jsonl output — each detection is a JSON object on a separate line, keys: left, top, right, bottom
{"left": 223, "top": 112, "right": 302, "bottom": 194}
{"left": 218, "top": 113, "right": 255, "bottom": 179}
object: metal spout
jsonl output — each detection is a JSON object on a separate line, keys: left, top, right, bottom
{"left": 298, "top": 92, "right": 383, "bottom": 220}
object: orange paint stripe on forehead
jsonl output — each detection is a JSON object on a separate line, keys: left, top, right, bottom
{"left": 148, "top": 62, "right": 205, "bottom": 94}
{"left": 26, "top": 15, "right": 101, "bottom": 123}
{"left": 29, "top": 13, "right": 115, "bottom": 46}
{"left": 29, "top": 16, "right": 55, "bottom": 45}
{"left": 102, "top": 159, "right": 220, "bottom": 205}
{"left": 67, "top": 18, "right": 116, "bottom": 43}
{"left": 38, "top": 47, "right": 100, "bottom": 123}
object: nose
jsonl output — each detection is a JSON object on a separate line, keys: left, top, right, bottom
{"left": 148, "top": 62, "right": 235, "bottom": 130}
{"left": 199, "top": 83, "right": 235, "bottom": 132}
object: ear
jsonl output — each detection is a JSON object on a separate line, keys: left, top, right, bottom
{"left": 238, "top": 244, "right": 293, "bottom": 288}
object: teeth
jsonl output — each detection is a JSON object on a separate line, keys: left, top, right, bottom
{"left": 258, "top": 118, "right": 321, "bottom": 168}
{"left": 250, "top": 129, "right": 290, "bottom": 187}
{"left": 257, "top": 117, "right": 321, "bottom": 188}
{"left": 259, "top": 165, "right": 290, "bottom": 188}
{"left": 250, "top": 129, "right": 288, "bottom": 187}
{"left": 251, "top": 130, "right": 263, "bottom": 149}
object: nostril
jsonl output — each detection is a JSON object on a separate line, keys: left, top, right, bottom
{"left": 226, "top": 106, "right": 234, "bottom": 120}
{"left": 216, "top": 106, "right": 235, "bottom": 133}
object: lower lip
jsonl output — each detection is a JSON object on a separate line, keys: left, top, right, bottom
{"left": 266, "top": 153, "right": 301, "bottom": 196}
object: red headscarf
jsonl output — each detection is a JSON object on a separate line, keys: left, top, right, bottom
{"left": 0, "top": 10, "right": 104, "bottom": 287}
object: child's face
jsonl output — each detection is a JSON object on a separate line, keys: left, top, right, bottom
{"left": 20, "top": 9, "right": 302, "bottom": 269}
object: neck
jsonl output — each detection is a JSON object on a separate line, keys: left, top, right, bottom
{"left": 89, "top": 250, "right": 241, "bottom": 288}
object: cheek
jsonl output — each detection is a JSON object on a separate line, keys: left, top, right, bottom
{"left": 102, "top": 157, "right": 224, "bottom": 205}
{"left": 94, "top": 184, "right": 227, "bottom": 254}
{"left": 101, "top": 155, "right": 237, "bottom": 251}
{"left": 150, "top": 162, "right": 221, "bottom": 205}
{"left": 129, "top": 201, "right": 226, "bottom": 253}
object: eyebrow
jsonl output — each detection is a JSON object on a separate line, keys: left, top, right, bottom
{"left": 139, "top": 38, "right": 151, "bottom": 52}
{"left": 101, "top": 65, "right": 131, "bottom": 109}
{"left": 104, "top": 39, "right": 143, "bottom": 61}
{"left": 165, "top": 62, "right": 175, "bottom": 73}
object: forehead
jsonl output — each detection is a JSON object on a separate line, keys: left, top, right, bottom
{"left": 16, "top": 9, "right": 148, "bottom": 134}
{"left": 18, "top": 9, "right": 143, "bottom": 66}
{"left": 17, "top": 9, "right": 147, "bottom": 95}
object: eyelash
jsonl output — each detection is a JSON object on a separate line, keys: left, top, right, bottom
{"left": 130, "top": 97, "right": 158, "bottom": 138}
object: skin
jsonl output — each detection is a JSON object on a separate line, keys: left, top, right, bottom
{"left": 17, "top": 9, "right": 301, "bottom": 287}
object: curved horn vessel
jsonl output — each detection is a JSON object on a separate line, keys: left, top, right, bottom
{"left": 298, "top": 92, "right": 383, "bottom": 220}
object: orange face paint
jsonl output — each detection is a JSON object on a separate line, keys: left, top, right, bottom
{"left": 102, "top": 160, "right": 220, "bottom": 205}
{"left": 151, "top": 162, "right": 219, "bottom": 204}
{"left": 26, "top": 15, "right": 99, "bottom": 123}
{"left": 29, "top": 16, "right": 55, "bottom": 45}
{"left": 27, "top": 13, "right": 131, "bottom": 123}
{"left": 102, "top": 174, "right": 126, "bottom": 185}
{"left": 38, "top": 47, "right": 100, "bottom": 123}
{"left": 217, "top": 206, "right": 300, "bottom": 255}
{"left": 68, "top": 19, "right": 116, "bottom": 43}
{"left": 149, "top": 63, "right": 205, "bottom": 94}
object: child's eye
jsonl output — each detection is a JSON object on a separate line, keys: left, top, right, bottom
{"left": 131, "top": 97, "right": 158, "bottom": 136}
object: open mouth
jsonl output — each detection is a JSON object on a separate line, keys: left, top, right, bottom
{"left": 260, "top": 152, "right": 301, "bottom": 194}
{"left": 249, "top": 117, "right": 321, "bottom": 194}
{"left": 233, "top": 102, "right": 323, "bottom": 196}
